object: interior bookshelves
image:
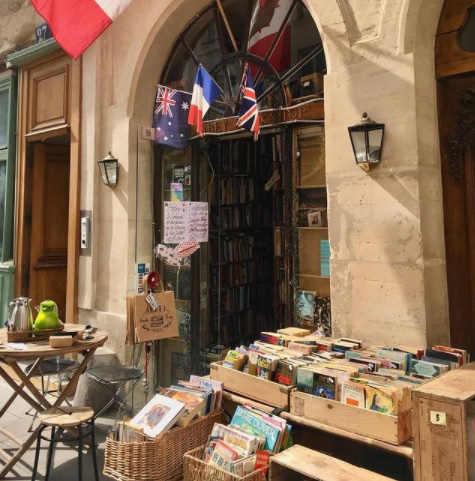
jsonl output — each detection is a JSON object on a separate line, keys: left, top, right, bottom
{"left": 207, "top": 126, "right": 330, "bottom": 350}
{"left": 208, "top": 134, "right": 288, "bottom": 349}
{"left": 293, "top": 126, "right": 330, "bottom": 333}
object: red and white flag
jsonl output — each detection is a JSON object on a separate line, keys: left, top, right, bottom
{"left": 248, "top": 0, "right": 292, "bottom": 72}
{"left": 30, "top": 0, "right": 135, "bottom": 60}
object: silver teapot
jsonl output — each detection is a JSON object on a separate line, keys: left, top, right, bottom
{"left": 8, "top": 297, "right": 33, "bottom": 331}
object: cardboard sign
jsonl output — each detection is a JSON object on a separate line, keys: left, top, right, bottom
{"left": 131, "top": 290, "right": 178, "bottom": 343}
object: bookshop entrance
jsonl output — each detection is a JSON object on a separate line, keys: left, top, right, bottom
{"left": 155, "top": 123, "right": 328, "bottom": 385}
{"left": 153, "top": 0, "right": 329, "bottom": 386}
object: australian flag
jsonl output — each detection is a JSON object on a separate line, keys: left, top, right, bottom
{"left": 153, "top": 85, "right": 192, "bottom": 149}
{"left": 237, "top": 64, "right": 260, "bottom": 140}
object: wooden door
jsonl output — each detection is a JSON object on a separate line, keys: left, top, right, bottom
{"left": 438, "top": 73, "right": 475, "bottom": 357}
{"left": 28, "top": 144, "right": 70, "bottom": 321}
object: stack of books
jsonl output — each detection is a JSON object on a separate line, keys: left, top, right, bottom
{"left": 219, "top": 328, "right": 468, "bottom": 415}
{"left": 109, "top": 376, "right": 223, "bottom": 442}
{"left": 203, "top": 405, "right": 291, "bottom": 475}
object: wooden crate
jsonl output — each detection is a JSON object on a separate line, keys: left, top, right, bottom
{"left": 412, "top": 362, "right": 475, "bottom": 481}
{"left": 269, "top": 444, "right": 397, "bottom": 480}
{"left": 290, "top": 391, "right": 412, "bottom": 445}
{"left": 209, "top": 362, "right": 293, "bottom": 410}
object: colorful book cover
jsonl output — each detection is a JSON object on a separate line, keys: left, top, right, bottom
{"left": 341, "top": 381, "right": 366, "bottom": 407}
{"left": 410, "top": 359, "right": 448, "bottom": 378}
{"left": 231, "top": 406, "right": 282, "bottom": 453}
{"left": 296, "top": 367, "right": 315, "bottom": 394}
{"left": 320, "top": 239, "right": 330, "bottom": 277}
{"left": 274, "top": 360, "right": 297, "bottom": 386}
{"left": 365, "top": 385, "right": 398, "bottom": 415}
{"left": 129, "top": 394, "right": 185, "bottom": 438}
{"left": 296, "top": 290, "right": 316, "bottom": 320}
{"left": 256, "top": 354, "right": 278, "bottom": 380}
{"left": 313, "top": 373, "right": 337, "bottom": 399}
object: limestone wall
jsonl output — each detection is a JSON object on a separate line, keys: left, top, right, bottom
{"left": 0, "top": 0, "right": 451, "bottom": 353}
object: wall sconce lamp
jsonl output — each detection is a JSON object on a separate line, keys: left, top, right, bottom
{"left": 348, "top": 113, "right": 385, "bottom": 171}
{"left": 97, "top": 152, "right": 119, "bottom": 188}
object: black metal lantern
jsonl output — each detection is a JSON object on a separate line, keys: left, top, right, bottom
{"left": 97, "top": 152, "right": 119, "bottom": 188}
{"left": 348, "top": 113, "right": 385, "bottom": 171}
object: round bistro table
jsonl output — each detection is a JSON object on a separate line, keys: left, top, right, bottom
{"left": 0, "top": 325, "right": 108, "bottom": 479}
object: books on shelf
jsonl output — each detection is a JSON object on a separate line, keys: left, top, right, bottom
{"left": 297, "top": 188, "right": 327, "bottom": 227}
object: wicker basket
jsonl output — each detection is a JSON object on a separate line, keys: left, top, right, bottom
{"left": 6, "top": 326, "right": 64, "bottom": 342}
{"left": 104, "top": 409, "right": 223, "bottom": 481}
{"left": 183, "top": 446, "right": 268, "bottom": 481}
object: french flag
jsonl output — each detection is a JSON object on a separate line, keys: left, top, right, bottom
{"left": 188, "top": 65, "right": 221, "bottom": 137}
{"left": 31, "top": 0, "right": 135, "bottom": 60}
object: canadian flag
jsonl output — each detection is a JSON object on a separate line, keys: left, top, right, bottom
{"left": 248, "top": 0, "right": 292, "bottom": 72}
{"left": 31, "top": 0, "right": 135, "bottom": 60}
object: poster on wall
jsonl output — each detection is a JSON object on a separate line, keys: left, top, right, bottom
{"left": 163, "top": 201, "right": 208, "bottom": 244}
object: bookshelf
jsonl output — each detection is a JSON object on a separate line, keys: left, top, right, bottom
{"left": 294, "top": 126, "right": 331, "bottom": 332}
{"left": 208, "top": 136, "right": 277, "bottom": 348}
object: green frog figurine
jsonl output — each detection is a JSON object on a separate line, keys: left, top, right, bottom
{"left": 34, "top": 300, "right": 61, "bottom": 331}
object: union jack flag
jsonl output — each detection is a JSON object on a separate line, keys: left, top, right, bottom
{"left": 237, "top": 64, "right": 260, "bottom": 140}
{"left": 155, "top": 86, "right": 177, "bottom": 118}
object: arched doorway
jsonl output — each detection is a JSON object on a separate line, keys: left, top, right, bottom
{"left": 151, "top": 0, "right": 328, "bottom": 382}
{"left": 437, "top": 0, "right": 475, "bottom": 356}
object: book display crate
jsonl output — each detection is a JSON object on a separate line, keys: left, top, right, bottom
{"left": 269, "top": 445, "right": 396, "bottom": 481}
{"left": 183, "top": 445, "right": 268, "bottom": 481}
{"left": 412, "top": 362, "right": 475, "bottom": 481}
{"left": 210, "top": 362, "right": 293, "bottom": 410}
{"left": 290, "top": 391, "right": 412, "bottom": 445}
{"left": 104, "top": 410, "right": 222, "bottom": 481}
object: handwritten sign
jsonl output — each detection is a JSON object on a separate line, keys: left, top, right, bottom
{"left": 163, "top": 202, "right": 208, "bottom": 243}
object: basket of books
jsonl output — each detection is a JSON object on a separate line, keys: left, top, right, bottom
{"left": 104, "top": 376, "right": 224, "bottom": 481}
{"left": 184, "top": 404, "right": 290, "bottom": 481}
{"left": 183, "top": 446, "right": 268, "bottom": 481}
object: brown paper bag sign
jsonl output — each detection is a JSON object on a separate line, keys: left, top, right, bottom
{"left": 133, "top": 289, "right": 178, "bottom": 343}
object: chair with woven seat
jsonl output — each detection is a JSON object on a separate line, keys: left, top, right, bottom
{"left": 31, "top": 406, "right": 99, "bottom": 481}
{"left": 85, "top": 365, "right": 143, "bottom": 419}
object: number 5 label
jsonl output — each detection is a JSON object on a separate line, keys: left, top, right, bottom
{"left": 430, "top": 411, "right": 447, "bottom": 426}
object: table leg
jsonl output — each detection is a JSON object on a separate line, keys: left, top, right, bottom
{"left": 0, "top": 359, "right": 43, "bottom": 419}
{"left": 4, "top": 361, "right": 54, "bottom": 412}
{"left": 0, "top": 348, "right": 98, "bottom": 479}
{"left": 0, "top": 364, "right": 44, "bottom": 413}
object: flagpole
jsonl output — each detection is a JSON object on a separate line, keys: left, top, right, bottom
{"left": 216, "top": 0, "right": 239, "bottom": 52}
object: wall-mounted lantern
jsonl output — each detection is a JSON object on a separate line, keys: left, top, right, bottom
{"left": 348, "top": 113, "right": 385, "bottom": 171}
{"left": 97, "top": 152, "right": 119, "bottom": 188}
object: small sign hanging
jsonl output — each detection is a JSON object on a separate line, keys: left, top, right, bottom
{"left": 146, "top": 292, "right": 159, "bottom": 311}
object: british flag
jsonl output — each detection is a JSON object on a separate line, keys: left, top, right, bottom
{"left": 153, "top": 85, "right": 192, "bottom": 149}
{"left": 237, "top": 64, "right": 260, "bottom": 140}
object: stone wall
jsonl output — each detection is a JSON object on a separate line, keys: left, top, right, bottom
{"left": 0, "top": 0, "right": 451, "bottom": 354}
{"left": 0, "top": 1, "right": 40, "bottom": 65}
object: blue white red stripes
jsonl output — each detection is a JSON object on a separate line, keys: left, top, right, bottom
{"left": 188, "top": 65, "right": 221, "bottom": 136}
